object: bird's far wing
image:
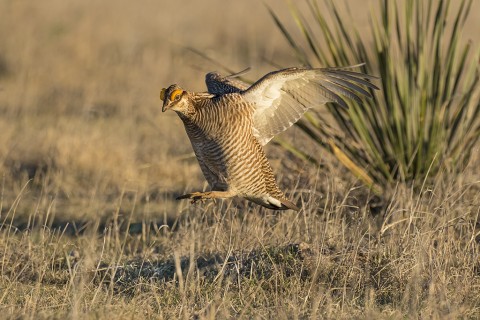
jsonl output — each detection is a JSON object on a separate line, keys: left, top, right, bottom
{"left": 240, "top": 66, "right": 379, "bottom": 146}
{"left": 205, "top": 71, "right": 250, "bottom": 95}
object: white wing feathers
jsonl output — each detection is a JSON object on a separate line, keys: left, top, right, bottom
{"left": 240, "top": 66, "right": 378, "bottom": 146}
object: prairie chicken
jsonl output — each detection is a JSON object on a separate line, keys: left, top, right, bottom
{"left": 160, "top": 66, "right": 378, "bottom": 211}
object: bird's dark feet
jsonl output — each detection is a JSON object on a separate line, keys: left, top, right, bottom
{"left": 176, "top": 190, "right": 235, "bottom": 205}
{"left": 176, "top": 192, "right": 209, "bottom": 204}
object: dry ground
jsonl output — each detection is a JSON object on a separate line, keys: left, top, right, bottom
{"left": 0, "top": 0, "right": 479, "bottom": 318}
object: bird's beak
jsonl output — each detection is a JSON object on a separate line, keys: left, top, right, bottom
{"left": 160, "top": 88, "right": 167, "bottom": 112}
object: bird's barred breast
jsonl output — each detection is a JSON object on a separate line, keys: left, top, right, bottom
{"left": 184, "top": 96, "right": 269, "bottom": 196}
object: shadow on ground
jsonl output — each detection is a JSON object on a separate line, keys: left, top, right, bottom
{"left": 95, "top": 243, "right": 314, "bottom": 293}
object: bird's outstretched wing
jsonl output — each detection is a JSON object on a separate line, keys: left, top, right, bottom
{"left": 205, "top": 71, "right": 250, "bottom": 95}
{"left": 240, "top": 66, "right": 379, "bottom": 146}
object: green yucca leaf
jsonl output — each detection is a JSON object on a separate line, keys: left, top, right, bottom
{"left": 287, "top": 3, "right": 322, "bottom": 65}
{"left": 266, "top": 6, "right": 310, "bottom": 67}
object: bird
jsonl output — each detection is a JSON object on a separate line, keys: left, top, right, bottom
{"left": 160, "top": 65, "right": 378, "bottom": 211}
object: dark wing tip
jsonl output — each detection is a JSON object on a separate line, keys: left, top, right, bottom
{"left": 318, "top": 84, "right": 350, "bottom": 109}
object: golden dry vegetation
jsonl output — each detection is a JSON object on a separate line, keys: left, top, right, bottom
{"left": 0, "top": 0, "right": 479, "bottom": 318}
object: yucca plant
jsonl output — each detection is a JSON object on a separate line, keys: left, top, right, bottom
{"left": 270, "top": 0, "right": 480, "bottom": 193}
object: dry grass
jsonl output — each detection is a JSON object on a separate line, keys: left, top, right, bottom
{"left": 0, "top": 0, "right": 479, "bottom": 318}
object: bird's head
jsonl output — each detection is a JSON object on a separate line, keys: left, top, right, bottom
{"left": 160, "top": 84, "right": 190, "bottom": 114}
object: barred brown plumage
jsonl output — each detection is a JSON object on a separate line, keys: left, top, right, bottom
{"left": 160, "top": 65, "right": 378, "bottom": 211}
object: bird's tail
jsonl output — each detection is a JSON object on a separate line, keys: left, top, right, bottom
{"left": 277, "top": 197, "right": 301, "bottom": 211}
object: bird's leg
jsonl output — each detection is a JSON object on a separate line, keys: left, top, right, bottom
{"left": 176, "top": 191, "right": 235, "bottom": 204}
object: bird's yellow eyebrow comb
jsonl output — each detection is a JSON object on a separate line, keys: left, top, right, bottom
{"left": 170, "top": 89, "right": 183, "bottom": 101}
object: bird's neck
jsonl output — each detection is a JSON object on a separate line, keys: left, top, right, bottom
{"left": 177, "top": 93, "right": 213, "bottom": 121}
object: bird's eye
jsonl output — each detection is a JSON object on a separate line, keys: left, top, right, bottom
{"left": 170, "top": 89, "right": 183, "bottom": 101}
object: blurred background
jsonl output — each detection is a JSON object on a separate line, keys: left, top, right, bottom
{"left": 0, "top": 0, "right": 479, "bottom": 223}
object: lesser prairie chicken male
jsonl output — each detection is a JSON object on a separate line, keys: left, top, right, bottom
{"left": 160, "top": 66, "right": 377, "bottom": 211}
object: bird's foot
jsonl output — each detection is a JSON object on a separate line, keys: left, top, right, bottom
{"left": 176, "top": 192, "right": 211, "bottom": 204}
{"left": 176, "top": 190, "right": 235, "bottom": 205}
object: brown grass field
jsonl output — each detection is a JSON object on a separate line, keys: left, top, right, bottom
{"left": 0, "top": 0, "right": 479, "bottom": 318}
